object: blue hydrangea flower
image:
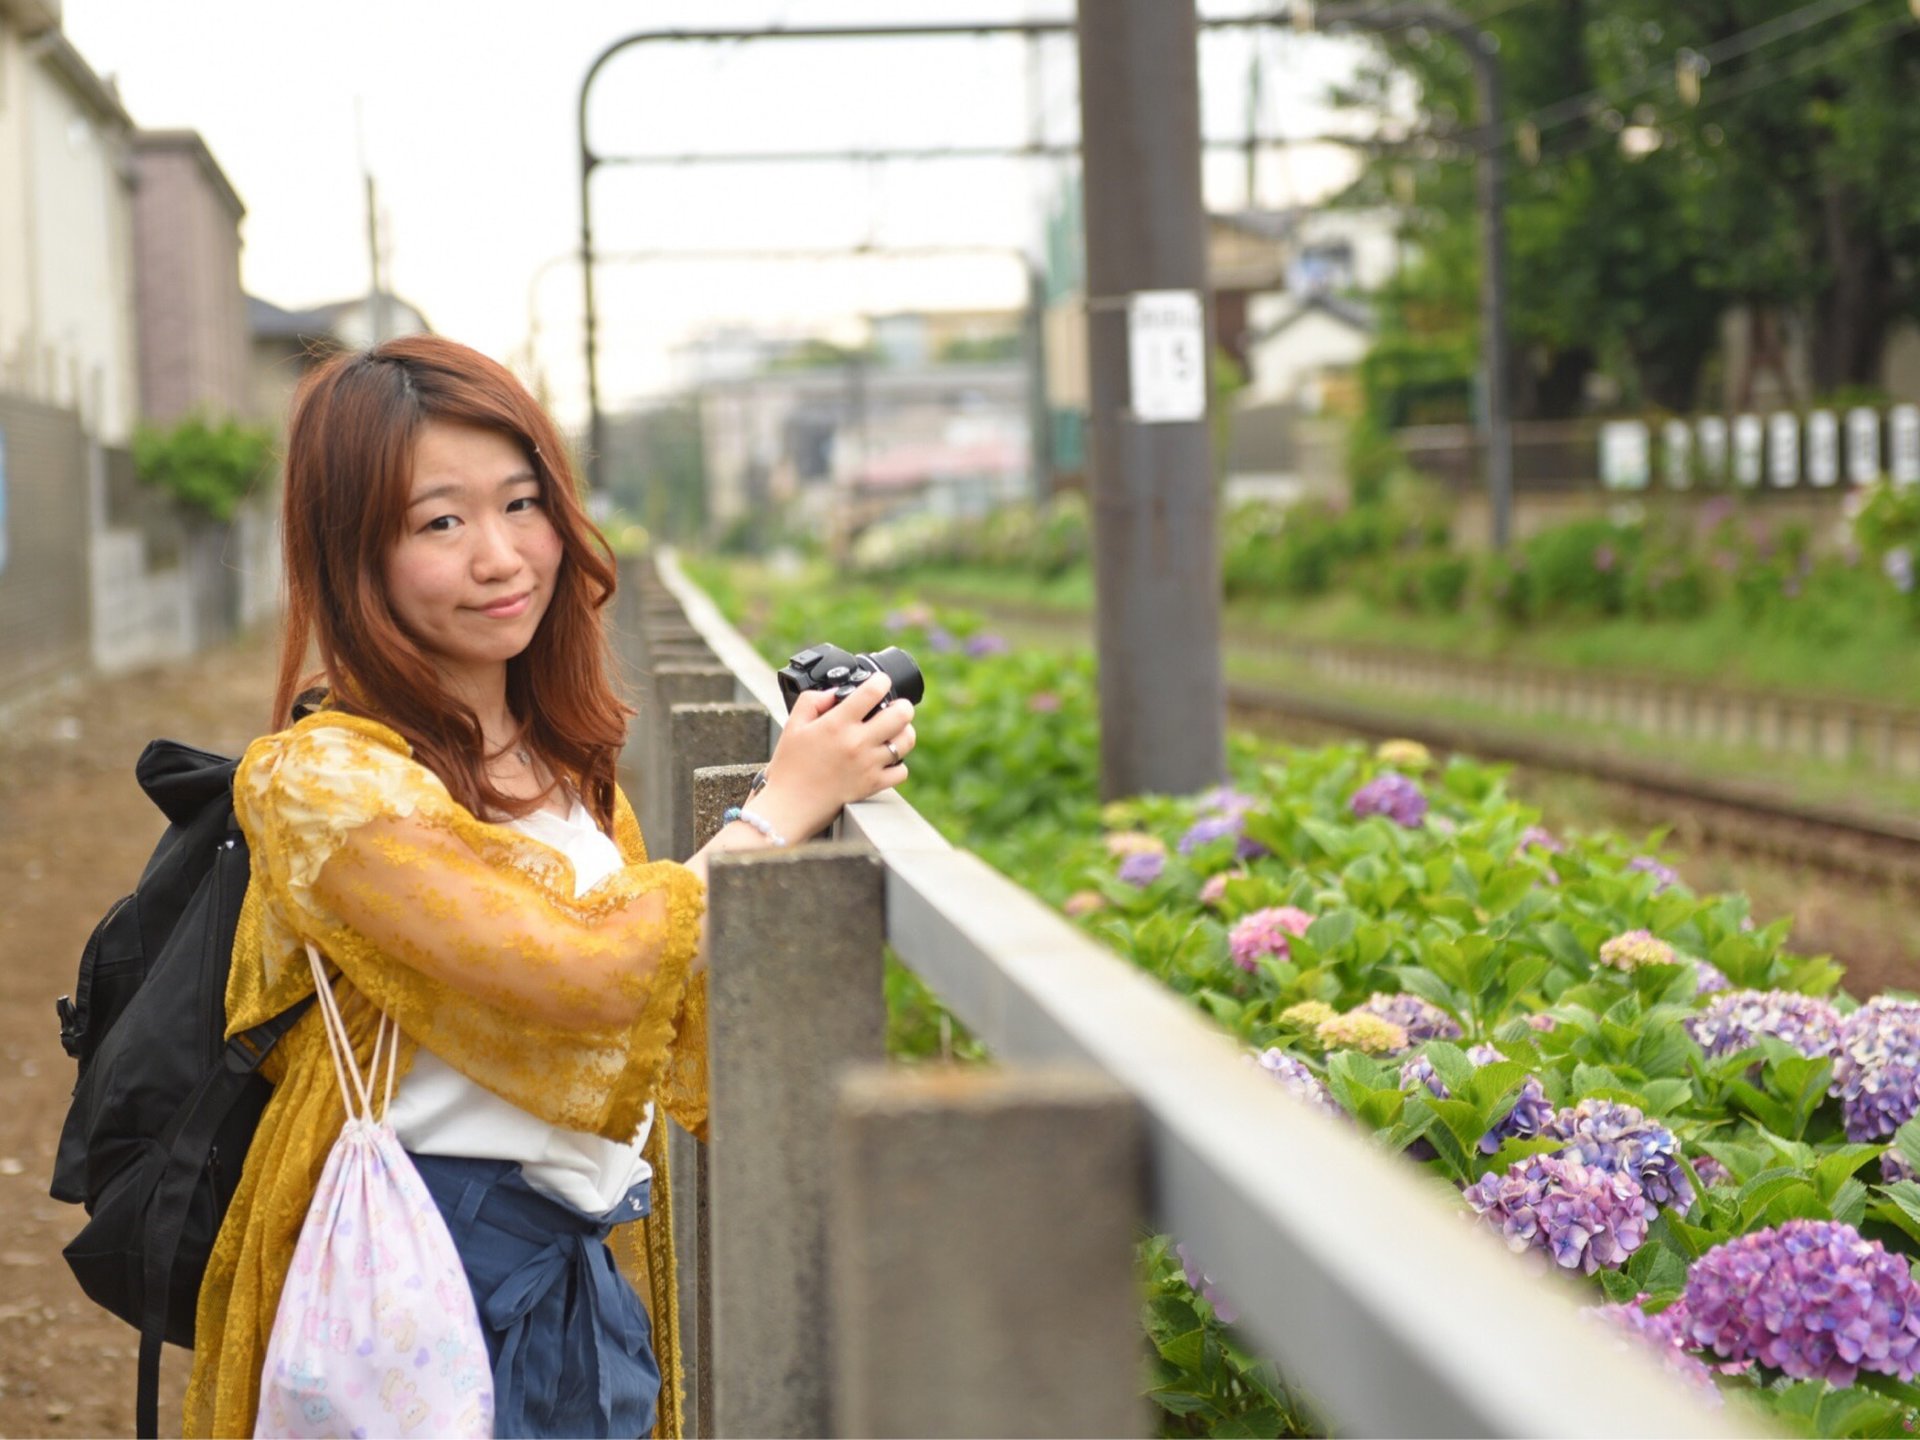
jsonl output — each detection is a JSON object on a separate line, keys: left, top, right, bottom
{"left": 1680, "top": 1220, "right": 1920, "bottom": 1385}
{"left": 1349, "top": 772, "right": 1428, "bottom": 828}
{"left": 1178, "top": 814, "right": 1241, "bottom": 854}
{"left": 1117, "top": 850, "right": 1165, "bottom": 887}
{"left": 1399, "top": 1047, "right": 1552, "bottom": 1155}
{"left": 1463, "top": 1154, "right": 1649, "bottom": 1274}
{"left": 1684, "top": 989, "right": 1842, "bottom": 1061}
{"left": 1693, "top": 959, "right": 1731, "bottom": 996}
{"left": 1833, "top": 996, "right": 1920, "bottom": 1142}
{"left": 1253, "top": 1048, "right": 1342, "bottom": 1119}
{"left": 1542, "top": 1099, "right": 1694, "bottom": 1213}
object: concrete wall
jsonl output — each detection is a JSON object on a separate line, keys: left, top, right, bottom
{"left": 131, "top": 132, "right": 249, "bottom": 423}
{"left": 0, "top": 390, "right": 88, "bottom": 698}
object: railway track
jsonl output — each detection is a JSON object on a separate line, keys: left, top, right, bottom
{"left": 924, "top": 590, "right": 1920, "bottom": 890}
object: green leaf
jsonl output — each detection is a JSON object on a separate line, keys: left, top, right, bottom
{"left": 1831, "top": 1178, "right": 1870, "bottom": 1230}
{"left": 1539, "top": 922, "right": 1592, "bottom": 972}
{"left": 1638, "top": 1078, "right": 1693, "bottom": 1116}
{"left": 1813, "top": 1145, "right": 1885, "bottom": 1201}
{"left": 1390, "top": 966, "right": 1465, "bottom": 1019}
{"left": 1423, "top": 1041, "right": 1478, "bottom": 1096}
{"left": 1144, "top": 1388, "right": 1213, "bottom": 1418}
{"left": 1154, "top": 1327, "right": 1206, "bottom": 1372}
{"left": 1737, "top": 1167, "right": 1809, "bottom": 1225}
{"left": 1761, "top": 1181, "right": 1829, "bottom": 1225}
{"left": 1894, "top": 1117, "right": 1920, "bottom": 1179}
{"left": 1305, "top": 909, "right": 1357, "bottom": 954}
{"left": 1595, "top": 1267, "right": 1641, "bottom": 1303}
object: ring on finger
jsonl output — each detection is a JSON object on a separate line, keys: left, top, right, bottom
{"left": 884, "top": 739, "right": 901, "bottom": 764}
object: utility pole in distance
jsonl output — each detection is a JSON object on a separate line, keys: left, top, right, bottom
{"left": 1076, "top": 0, "right": 1227, "bottom": 801}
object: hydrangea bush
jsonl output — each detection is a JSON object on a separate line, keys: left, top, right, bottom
{"left": 710, "top": 573, "right": 1920, "bottom": 1437}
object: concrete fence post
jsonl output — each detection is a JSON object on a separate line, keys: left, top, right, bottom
{"left": 666, "top": 702, "right": 770, "bottom": 863}
{"left": 705, "top": 843, "right": 887, "bottom": 1439}
{"left": 644, "top": 668, "right": 736, "bottom": 859}
{"left": 664, "top": 762, "right": 781, "bottom": 1439}
{"left": 828, "top": 1065, "right": 1148, "bottom": 1439}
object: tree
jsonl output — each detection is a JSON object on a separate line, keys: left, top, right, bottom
{"left": 1344, "top": 0, "right": 1920, "bottom": 416}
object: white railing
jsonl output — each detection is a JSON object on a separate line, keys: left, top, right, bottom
{"left": 625, "top": 548, "right": 1749, "bottom": 1439}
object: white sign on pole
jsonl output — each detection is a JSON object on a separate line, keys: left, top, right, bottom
{"left": 1847, "top": 407, "right": 1881, "bottom": 485}
{"left": 1697, "top": 416, "right": 1728, "bottom": 484}
{"left": 1767, "top": 412, "right": 1799, "bottom": 488}
{"left": 1733, "top": 415, "right": 1763, "bottom": 487}
{"left": 1662, "top": 419, "right": 1692, "bottom": 488}
{"left": 1806, "top": 410, "right": 1838, "bottom": 487}
{"left": 1600, "top": 421, "right": 1650, "bottom": 491}
{"left": 1126, "top": 290, "right": 1207, "bottom": 424}
{"left": 1894, "top": 405, "right": 1920, "bottom": 486}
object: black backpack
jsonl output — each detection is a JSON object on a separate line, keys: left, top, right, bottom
{"left": 50, "top": 738, "right": 309, "bottom": 1438}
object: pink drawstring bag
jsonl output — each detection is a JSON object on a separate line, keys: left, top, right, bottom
{"left": 254, "top": 945, "right": 494, "bottom": 1438}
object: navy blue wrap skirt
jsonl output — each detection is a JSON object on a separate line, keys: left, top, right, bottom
{"left": 408, "top": 1154, "right": 661, "bottom": 1440}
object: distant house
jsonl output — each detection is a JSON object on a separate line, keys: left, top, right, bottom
{"left": 247, "top": 291, "right": 431, "bottom": 423}
{"left": 131, "top": 129, "right": 250, "bottom": 424}
{"left": 1242, "top": 292, "right": 1376, "bottom": 414}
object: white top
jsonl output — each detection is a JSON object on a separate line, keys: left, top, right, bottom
{"left": 386, "top": 795, "right": 654, "bottom": 1217}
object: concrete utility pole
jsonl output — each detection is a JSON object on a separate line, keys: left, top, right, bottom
{"left": 1076, "top": 0, "right": 1227, "bottom": 800}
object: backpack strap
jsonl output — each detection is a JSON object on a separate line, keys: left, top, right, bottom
{"left": 134, "top": 1003, "right": 312, "bottom": 1439}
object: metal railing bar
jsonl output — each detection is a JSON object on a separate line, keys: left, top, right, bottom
{"left": 649, "top": 549, "right": 1745, "bottom": 1438}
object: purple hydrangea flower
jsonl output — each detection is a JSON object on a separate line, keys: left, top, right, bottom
{"left": 924, "top": 625, "right": 958, "bottom": 654}
{"left": 1680, "top": 1220, "right": 1920, "bottom": 1385}
{"left": 1584, "top": 1299, "right": 1721, "bottom": 1402}
{"left": 1685, "top": 990, "right": 1842, "bottom": 1061}
{"left": 1401, "top": 1047, "right": 1552, "bottom": 1155}
{"left": 964, "top": 632, "right": 1009, "bottom": 658}
{"left": 1542, "top": 1099, "right": 1694, "bottom": 1213}
{"left": 1692, "top": 1154, "right": 1732, "bottom": 1189}
{"left": 1117, "top": 850, "right": 1165, "bottom": 887}
{"left": 1227, "top": 906, "right": 1314, "bottom": 973}
{"left": 1525, "top": 1013, "right": 1559, "bottom": 1033}
{"left": 1179, "top": 814, "right": 1242, "bottom": 854}
{"left": 1174, "top": 1243, "right": 1237, "bottom": 1324}
{"left": 1464, "top": 1154, "right": 1649, "bottom": 1273}
{"left": 1253, "top": 1048, "right": 1341, "bottom": 1119}
{"left": 1882, "top": 1150, "right": 1914, "bottom": 1185}
{"left": 1693, "top": 959, "right": 1731, "bottom": 997}
{"left": 1627, "top": 855, "right": 1682, "bottom": 893}
{"left": 1355, "top": 992, "right": 1462, "bottom": 1045}
{"left": 1349, "top": 772, "right": 1428, "bottom": 828}
{"left": 1197, "top": 786, "right": 1259, "bottom": 818}
{"left": 1518, "top": 825, "right": 1565, "bottom": 856}
{"left": 1833, "top": 996, "right": 1920, "bottom": 1142}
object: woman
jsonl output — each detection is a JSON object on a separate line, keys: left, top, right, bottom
{"left": 183, "top": 335, "right": 915, "bottom": 1438}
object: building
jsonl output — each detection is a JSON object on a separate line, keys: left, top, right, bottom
{"left": 0, "top": 0, "right": 139, "bottom": 445}
{"left": 130, "top": 129, "right": 250, "bottom": 423}
{"left": 248, "top": 291, "right": 432, "bottom": 424}
{"left": 687, "top": 346, "right": 1030, "bottom": 543}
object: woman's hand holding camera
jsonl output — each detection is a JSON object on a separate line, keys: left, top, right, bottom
{"left": 751, "top": 672, "right": 916, "bottom": 842}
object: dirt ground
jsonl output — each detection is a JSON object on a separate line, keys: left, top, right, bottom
{"left": 0, "top": 630, "right": 278, "bottom": 1439}
{"left": 0, "top": 630, "right": 1914, "bottom": 1438}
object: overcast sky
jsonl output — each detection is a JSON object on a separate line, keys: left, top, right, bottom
{"left": 64, "top": 1, "right": 1366, "bottom": 427}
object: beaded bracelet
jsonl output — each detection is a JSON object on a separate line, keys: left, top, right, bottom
{"left": 722, "top": 805, "right": 789, "bottom": 847}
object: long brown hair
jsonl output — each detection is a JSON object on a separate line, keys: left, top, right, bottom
{"left": 273, "top": 335, "right": 629, "bottom": 831}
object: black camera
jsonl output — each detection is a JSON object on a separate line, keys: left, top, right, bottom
{"left": 776, "top": 642, "right": 925, "bottom": 718}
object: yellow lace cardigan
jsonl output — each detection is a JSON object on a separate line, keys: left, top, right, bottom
{"left": 183, "top": 712, "right": 708, "bottom": 1438}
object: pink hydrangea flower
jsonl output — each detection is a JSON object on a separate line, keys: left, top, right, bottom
{"left": 1227, "top": 906, "right": 1314, "bottom": 973}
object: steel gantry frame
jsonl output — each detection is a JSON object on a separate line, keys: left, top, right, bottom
{"left": 573, "top": 11, "right": 1514, "bottom": 547}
